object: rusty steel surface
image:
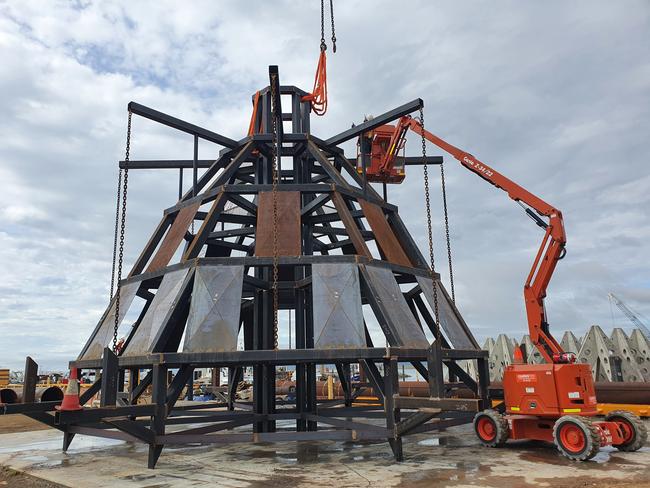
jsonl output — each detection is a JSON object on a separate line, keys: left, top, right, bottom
{"left": 331, "top": 192, "right": 371, "bottom": 257}
{"left": 358, "top": 198, "right": 411, "bottom": 267}
{"left": 146, "top": 202, "right": 201, "bottom": 273}
{"left": 255, "top": 191, "right": 301, "bottom": 256}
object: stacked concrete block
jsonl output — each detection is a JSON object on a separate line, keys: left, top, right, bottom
{"left": 628, "top": 329, "right": 650, "bottom": 381}
{"left": 521, "top": 334, "right": 544, "bottom": 364}
{"left": 610, "top": 328, "right": 645, "bottom": 382}
{"left": 577, "top": 325, "right": 617, "bottom": 382}
{"left": 483, "top": 337, "right": 495, "bottom": 357}
{"left": 483, "top": 328, "right": 650, "bottom": 383}
{"left": 560, "top": 331, "right": 582, "bottom": 354}
{"left": 490, "top": 334, "right": 515, "bottom": 382}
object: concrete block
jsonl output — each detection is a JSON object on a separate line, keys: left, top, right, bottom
{"left": 521, "top": 335, "right": 544, "bottom": 364}
{"left": 610, "top": 328, "right": 645, "bottom": 382}
{"left": 560, "top": 331, "right": 582, "bottom": 354}
{"left": 628, "top": 329, "right": 650, "bottom": 381}
{"left": 490, "top": 334, "right": 514, "bottom": 382}
{"left": 577, "top": 325, "right": 616, "bottom": 382}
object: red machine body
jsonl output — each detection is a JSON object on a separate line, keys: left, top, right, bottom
{"left": 503, "top": 363, "right": 597, "bottom": 417}
{"left": 356, "top": 124, "right": 406, "bottom": 183}
{"left": 364, "top": 115, "right": 648, "bottom": 460}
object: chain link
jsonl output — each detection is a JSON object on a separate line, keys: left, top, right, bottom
{"left": 329, "top": 0, "right": 336, "bottom": 53}
{"left": 420, "top": 107, "right": 441, "bottom": 344}
{"left": 319, "top": 0, "right": 326, "bottom": 51}
{"left": 113, "top": 110, "right": 131, "bottom": 353}
{"left": 110, "top": 168, "right": 122, "bottom": 300}
{"left": 439, "top": 161, "right": 455, "bottom": 303}
{"left": 270, "top": 76, "right": 280, "bottom": 351}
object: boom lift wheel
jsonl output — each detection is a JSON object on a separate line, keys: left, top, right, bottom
{"left": 473, "top": 409, "right": 509, "bottom": 447}
{"left": 553, "top": 416, "right": 601, "bottom": 461}
{"left": 605, "top": 410, "right": 648, "bottom": 452}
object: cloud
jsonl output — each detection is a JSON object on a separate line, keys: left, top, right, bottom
{"left": 0, "top": 0, "right": 649, "bottom": 369}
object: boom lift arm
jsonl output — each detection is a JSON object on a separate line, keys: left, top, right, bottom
{"left": 387, "top": 116, "right": 568, "bottom": 363}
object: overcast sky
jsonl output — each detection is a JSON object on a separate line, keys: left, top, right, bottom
{"left": 1, "top": 1, "right": 649, "bottom": 370}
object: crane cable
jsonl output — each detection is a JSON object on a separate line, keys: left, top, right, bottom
{"left": 302, "top": 0, "right": 336, "bottom": 116}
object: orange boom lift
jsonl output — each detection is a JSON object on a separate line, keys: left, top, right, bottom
{"left": 363, "top": 115, "right": 647, "bottom": 460}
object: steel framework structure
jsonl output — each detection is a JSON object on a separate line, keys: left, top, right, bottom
{"left": 3, "top": 66, "right": 489, "bottom": 468}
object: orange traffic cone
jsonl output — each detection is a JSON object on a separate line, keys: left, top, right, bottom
{"left": 56, "top": 368, "right": 83, "bottom": 411}
{"left": 513, "top": 345, "right": 524, "bottom": 364}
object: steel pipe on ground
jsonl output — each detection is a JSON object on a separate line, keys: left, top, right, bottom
{"left": 275, "top": 380, "right": 650, "bottom": 405}
{"left": 1, "top": 386, "right": 64, "bottom": 404}
{"left": 0, "top": 388, "right": 18, "bottom": 404}
{"left": 488, "top": 382, "right": 650, "bottom": 405}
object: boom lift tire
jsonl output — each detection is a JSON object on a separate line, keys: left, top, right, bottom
{"left": 605, "top": 410, "right": 648, "bottom": 452}
{"left": 553, "top": 416, "right": 601, "bottom": 461}
{"left": 473, "top": 409, "right": 509, "bottom": 447}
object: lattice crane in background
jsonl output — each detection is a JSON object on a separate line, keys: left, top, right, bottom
{"left": 609, "top": 293, "right": 650, "bottom": 339}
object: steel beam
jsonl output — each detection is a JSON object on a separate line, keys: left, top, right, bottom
{"left": 325, "top": 98, "right": 423, "bottom": 146}
{"left": 128, "top": 102, "right": 238, "bottom": 148}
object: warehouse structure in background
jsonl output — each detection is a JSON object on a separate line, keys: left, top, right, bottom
{"left": 1, "top": 66, "right": 489, "bottom": 469}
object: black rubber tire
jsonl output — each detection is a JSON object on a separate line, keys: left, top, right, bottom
{"left": 553, "top": 415, "right": 601, "bottom": 461}
{"left": 605, "top": 410, "right": 648, "bottom": 452}
{"left": 473, "top": 409, "right": 509, "bottom": 447}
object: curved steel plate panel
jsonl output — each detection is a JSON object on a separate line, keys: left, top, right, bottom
{"left": 416, "top": 276, "right": 477, "bottom": 349}
{"left": 312, "top": 263, "right": 365, "bottom": 349}
{"left": 123, "top": 268, "right": 190, "bottom": 356}
{"left": 183, "top": 265, "right": 244, "bottom": 353}
{"left": 78, "top": 281, "right": 140, "bottom": 361}
{"left": 363, "top": 264, "right": 427, "bottom": 347}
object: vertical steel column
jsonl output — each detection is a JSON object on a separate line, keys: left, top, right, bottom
{"left": 305, "top": 286, "right": 317, "bottom": 431}
{"left": 148, "top": 363, "right": 167, "bottom": 469}
{"left": 193, "top": 134, "right": 198, "bottom": 200}
{"left": 477, "top": 356, "right": 490, "bottom": 410}
{"left": 427, "top": 344, "right": 445, "bottom": 398}
{"left": 384, "top": 356, "right": 403, "bottom": 461}
{"left": 178, "top": 168, "right": 183, "bottom": 200}
{"left": 22, "top": 356, "right": 38, "bottom": 404}
{"left": 100, "top": 347, "right": 118, "bottom": 407}
{"left": 128, "top": 369, "right": 139, "bottom": 404}
{"left": 295, "top": 286, "right": 307, "bottom": 431}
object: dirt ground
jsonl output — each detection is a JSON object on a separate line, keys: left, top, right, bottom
{"left": 0, "top": 466, "right": 65, "bottom": 488}
{"left": 0, "top": 415, "right": 51, "bottom": 434}
{"left": 0, "top": 416, "right": 57, "bottom": 487}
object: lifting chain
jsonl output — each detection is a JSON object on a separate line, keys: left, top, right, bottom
{"left": 419, "top": 107, "right": 441, "bottom": 344}
{"left": 329, "top": 0, "right": 336, "bottom": 53}
{"left": 110, "top": 167, "right": 122, "bottom": 300}
{"left": 113, "top": 109, "right": 131, "bottom": 353}
{"left": 319, "top": 0, "right": 326, "bottom": 52}
{"left": 439, "top": 161, "right": 455, "bottom": 303}
{"left": 270, "top": 75, "right": 280, "bottom": 351}
{"left": 319, "top": 0, "right": 336, "bottom": 52}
